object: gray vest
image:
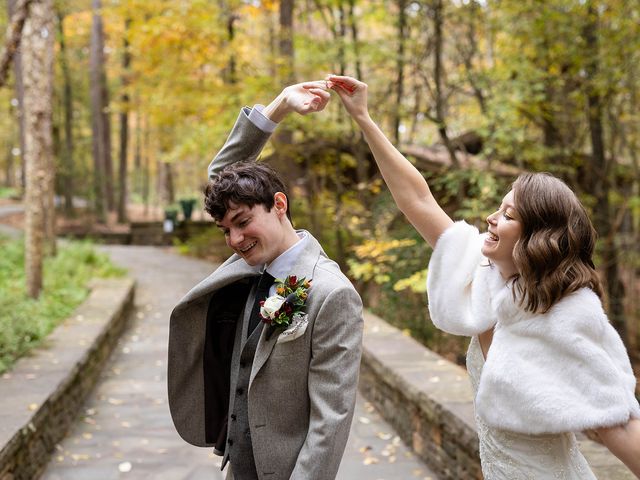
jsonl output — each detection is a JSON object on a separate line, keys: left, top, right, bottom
{"left": 226, "top": 322, "right": 262, "bottom": 479}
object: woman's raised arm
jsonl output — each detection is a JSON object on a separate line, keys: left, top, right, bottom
{"left": 326, "top": 75, "right": 453, "bottom": 248}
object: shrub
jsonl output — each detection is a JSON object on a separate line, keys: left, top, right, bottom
{"left": 0, "top": 237, "right": 125, "bottom": 373}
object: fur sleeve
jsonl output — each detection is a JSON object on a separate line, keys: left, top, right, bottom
{"left": 426, "top": 221, "right": 497, "bottom": 336}
{"left": 476, "top": 288, "right": 640, "bottom": 434}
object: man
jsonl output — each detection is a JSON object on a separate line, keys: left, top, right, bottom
{"left": 168, "top": 82, "right": 364, "bottom": 480}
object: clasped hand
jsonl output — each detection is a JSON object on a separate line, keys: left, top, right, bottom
{"left": 277, "top": 75, "right": 369, "bottom": 120}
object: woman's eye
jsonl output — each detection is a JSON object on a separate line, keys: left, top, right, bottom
{"left": 503, "top": 212, "right": 512, "bottom": 220}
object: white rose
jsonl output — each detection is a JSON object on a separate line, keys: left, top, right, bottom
{"left": 260, "top": 295, "right": 286, "bottom": 320}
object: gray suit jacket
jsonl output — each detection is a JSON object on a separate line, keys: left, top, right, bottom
{"left": 168, "top": 108, "right": 364, "bottom": 480}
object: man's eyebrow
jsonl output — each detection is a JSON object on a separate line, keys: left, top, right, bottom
{"left": 216, "top": 208, "right": 248, "bottom": 228}
{"left": 228, "top": 209, "right": 247, "bottom": 223}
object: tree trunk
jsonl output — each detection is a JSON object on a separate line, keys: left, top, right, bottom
{"left": 583, "top": 1, "right": 628, "bottom": 345}
{"left": 226, "top": 12, "right": 237, "bottom": 84}
{"left": 57, "top": 7, "right": 74, "bottom": 216}
{"left": 142, "top": 117, "right": 150, "bottom": 216}
{"left": 7, "top": 0, "right": 27, "bottom": 192}
{"left": 5, "top": 96, "right": 15, "bottom": 187}
{"left": 117, "top": 18, "right": 131, "bottom": 223}
{"left": 394, "top": 0, "right": 406, "bottom": 145}
{"left": 90, "top": 0, "right": 113, "bottom": 222}
{"left": 279, "top": 0, "right": 294, "bottom": 84}
{"left": 22, "top": 0, "right": 54, "bottom": 297}
{"left": 347, "top": 0, "right": 362, "bottom": 79}
{"left": 134, "top": 100, "right": 142, "bottom": 197}
{"left": 432, "top": 0, "right": 458, "bottom": 167}
{"left": 158, "top": 161, "right": 174, "bottom": 206}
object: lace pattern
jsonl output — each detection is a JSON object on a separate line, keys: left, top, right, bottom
{"left": 467, "top": 336, "right": 596, "bottom": 480}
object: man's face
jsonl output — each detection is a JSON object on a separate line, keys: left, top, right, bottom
{"left": 216, "top": 199, "right": 290, "bottom": 266}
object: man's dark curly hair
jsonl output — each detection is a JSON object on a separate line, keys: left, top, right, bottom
{"left": 204, "top": 161, "right": 291, "bottom": 222}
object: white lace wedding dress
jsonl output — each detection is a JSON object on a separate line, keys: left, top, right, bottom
{"left": 466, "top": 336, "right": 597, "bottom": 480}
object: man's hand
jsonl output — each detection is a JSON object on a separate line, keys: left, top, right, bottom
{"left": 262, "top": 81, "right": 330, "bottom": 123}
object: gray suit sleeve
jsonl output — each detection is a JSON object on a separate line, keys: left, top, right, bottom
{"left": 290, "top": 286, "right": 364, "bottom": 480}
{"left": 207, "top": 107, "right": 273, "bottom": 180}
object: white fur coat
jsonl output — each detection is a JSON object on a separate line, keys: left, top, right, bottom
{"left": 427, "top": 221, "right": 640, "bottom": 435}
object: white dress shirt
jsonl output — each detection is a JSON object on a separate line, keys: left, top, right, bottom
{"left": 264, "top": 231, "right": 308, "bottom": 296}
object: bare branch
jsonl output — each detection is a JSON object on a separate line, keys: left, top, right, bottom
{"left": 0, "top": 0, "right": 35, "bottom": 88}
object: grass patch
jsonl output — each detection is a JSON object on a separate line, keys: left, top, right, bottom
{"left": 0, "top": 187, "right": 19, "bottom": 199}
{"left": 0, "top": 237, "right": 125, "bottom": 374}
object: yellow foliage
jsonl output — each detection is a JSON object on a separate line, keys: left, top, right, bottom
{"left": 352, "top": 238, "right": 416, "bottom": 261}
{"left": 348, "top": 238, "right": 416, "bottom": 284}
{"left": 393, "top": 269, "right": 428, "bottom": 294}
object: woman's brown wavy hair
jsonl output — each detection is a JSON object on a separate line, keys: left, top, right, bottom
{"left": 511, "top": 172, "right": 603, "bottom": 313}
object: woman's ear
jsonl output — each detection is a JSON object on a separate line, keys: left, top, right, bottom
{"left": 273, "top": 192, "right": 288, "bottom": 216}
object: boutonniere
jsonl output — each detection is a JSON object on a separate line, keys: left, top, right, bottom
{"left": 259, "top": 275, "right": 312, "bottom": 330}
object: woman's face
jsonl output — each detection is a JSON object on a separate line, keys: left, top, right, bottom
{"left": 482, "top": 190, "right": 523, "bottom": 279}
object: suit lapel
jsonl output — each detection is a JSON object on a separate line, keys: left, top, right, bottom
{"left": 177, "top": 254, "right": 261, "bottom": 307}
{"left": 250, "top": 231, "right": 323, "bottom": 386}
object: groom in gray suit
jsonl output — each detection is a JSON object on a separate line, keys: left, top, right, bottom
{"left": 168, "top": 82, "right": 364, "bottom": 480}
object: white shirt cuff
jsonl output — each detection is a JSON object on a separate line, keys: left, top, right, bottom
{"left": 248, "top": 104, "right": 278, "bottom": 133}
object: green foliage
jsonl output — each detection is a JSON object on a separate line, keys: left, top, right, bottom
{"left": 0, "top": 237, "right": 125, "bottom": 374}
{"left": 0, "top": 187, "right": 19, "bottom": 199}
{"left": 429, "top": 168, "right": 510, "bottom": 224}
{"left": 173, "top": 227, "right": 228, "bottom": 261}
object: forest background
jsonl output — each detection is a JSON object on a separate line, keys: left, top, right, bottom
{"left": 0, "top": 0, "right": 638, "bottom": 368}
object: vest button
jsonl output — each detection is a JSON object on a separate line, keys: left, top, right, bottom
{"left": 227, "top": 438, "right": 233, "bottom": 446}
{"left": 236, "top": 388, "right": 244, "bottom": 395}
{"left": 230, "top": 414, "right": 237, "bottom": 421}
{"left": 240, "top": 361, "right": 246, "bottom": 368}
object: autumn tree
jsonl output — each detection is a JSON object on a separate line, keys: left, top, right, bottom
{"left": 21, "top": 0, "right": 55, "bottom": 297}
{"left": 90, "top": 0, "right": 113, "bottom": 222}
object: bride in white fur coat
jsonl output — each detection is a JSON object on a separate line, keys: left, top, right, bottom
{"left": 326, "top": 74, "right": 640, "bottom": 479}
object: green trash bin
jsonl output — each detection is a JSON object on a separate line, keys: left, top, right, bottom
{"left": 179, "top": 198, "right": 197, "bottom": 221}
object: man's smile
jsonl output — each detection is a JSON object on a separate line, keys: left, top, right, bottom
{"left": 239, "top": 241, "right": 257, "bottom": 253}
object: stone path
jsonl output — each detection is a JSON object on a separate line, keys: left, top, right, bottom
{"left": 41, "top": 245, "right": 438, "bottom": 480}
{"left": 0, "top": 203, "right": 22, "bottom": 238}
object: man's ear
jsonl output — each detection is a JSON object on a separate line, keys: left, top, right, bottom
{"left": 273, "top": 192, "right": 288, "bottom": 216}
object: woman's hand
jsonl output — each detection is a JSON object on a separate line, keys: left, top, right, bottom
{"left": 323, "top": 75, "right": 370, "bottom": 122}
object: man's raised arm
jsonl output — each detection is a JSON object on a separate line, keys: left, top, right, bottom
{"left": 207, "top": 81, "right": 330, "bottom": 180}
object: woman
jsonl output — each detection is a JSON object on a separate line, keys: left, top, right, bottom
{"left": 325, "top": 74, "right": 640, "bottom": 479}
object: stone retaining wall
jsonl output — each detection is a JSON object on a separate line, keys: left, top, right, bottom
{"left": 359, "top": 311, "right": 635, "bottom": 480}
{"left": 0, "top": 278, "right": 135, "bottom": 480}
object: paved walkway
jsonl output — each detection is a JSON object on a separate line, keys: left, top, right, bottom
{"left": 0, "top": 203, "right": 22, "bottom": 238}
{"left": 41, "top": 245, "right": 438, "bottom": 480}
